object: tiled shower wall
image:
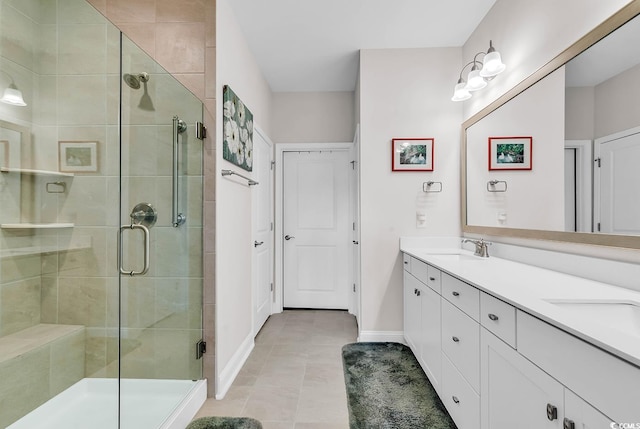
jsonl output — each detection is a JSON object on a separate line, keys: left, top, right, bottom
{"left": 85, "top": 0, "right": 217, "bottom": 395}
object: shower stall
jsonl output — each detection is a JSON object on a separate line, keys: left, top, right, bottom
{"left": 0, "top": 0, "right": 205, "bottom": 428}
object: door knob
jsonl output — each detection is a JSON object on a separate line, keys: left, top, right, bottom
{"left": 285, "top": 235, "right": 295, "bottom": 240}
{"left": 353, "top": 240, "right": 359, "bottom": 245}
{"left": 254, "top": 241, "right": 264, "bottom": 247}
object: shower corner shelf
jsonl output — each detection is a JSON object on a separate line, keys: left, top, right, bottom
{"left": 0, "top": 223, "right": 74, "bottom": 230}
{"left": 0, "top": 167, "right": 74, "bottom": 177}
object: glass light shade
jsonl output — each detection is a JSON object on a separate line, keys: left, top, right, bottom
{"left": 464, "top": 69, "right": 487, "bottom": 91}
{"left": 480, "top": 51, "right": 506, "bottom": 77}
{"left": 451, "top": 82, "right": 471, "bottom": 101}
{"left": 0, "top": 84, "right": 27, "bottom": 106}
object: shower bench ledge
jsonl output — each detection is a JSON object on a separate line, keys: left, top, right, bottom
{"left": 0, "top": 323, "right": 84, "bottom": 364}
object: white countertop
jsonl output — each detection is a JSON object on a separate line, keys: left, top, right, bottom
{"left": 401, "top": 244, "right": 640, "bottom": 368}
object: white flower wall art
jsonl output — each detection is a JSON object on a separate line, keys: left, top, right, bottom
{"left": 223, "top": 85, "right": 254, "bottom": 171}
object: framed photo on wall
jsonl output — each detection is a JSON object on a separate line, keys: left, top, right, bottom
{"left": 488, "top": 136, "right": 532, "bottom": 170}
{"left": 392, "top": 138, "right": 434, "bottom": 171}
{"left": 59, "top": 141, "right": 98, "bottom": 173}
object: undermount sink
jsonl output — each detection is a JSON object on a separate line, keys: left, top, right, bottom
{"left": 545, "top": 299, "right": 640, "bottom": 338}
{"left": 429, "top": 253, "right": 486, "bottom": 262}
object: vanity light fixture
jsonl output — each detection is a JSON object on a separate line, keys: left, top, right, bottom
{"left": 0, "top": 71, "right": 27, "bottom": 107}
{"left": 451, "top": 40, "right": 506, "bottom": 102}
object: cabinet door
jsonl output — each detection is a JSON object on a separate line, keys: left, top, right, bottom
{"left": 419, "top": 284, "right": 441, "bottom": 393}
{"left": 564, "top": 390, "right": 613, "bottom": 429}
{"left": 481, "top": 328, "right": 564, "bottom": 429}
{"left": 403, "top": 271, "right": 421, "bottom": 354}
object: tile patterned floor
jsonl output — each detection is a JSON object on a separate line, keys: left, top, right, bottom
{"left": 193, "top": 310, "right": 358, "bottom": 429}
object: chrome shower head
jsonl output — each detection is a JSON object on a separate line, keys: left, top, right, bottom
{"left": 123, "top": 72, "right": 149, "bottom": 89}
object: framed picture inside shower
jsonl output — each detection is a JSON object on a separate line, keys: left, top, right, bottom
{"left": 59, "top": 141, "right": 98, "bottom": 173}
{"left": 488, "top": 136, "right": 532, "bottom": 170}
{"left": 223, "top": 85, "right": 254, "bottom": 172}
{"left": 392, "top": 138, "right": 434, "bottom": 171}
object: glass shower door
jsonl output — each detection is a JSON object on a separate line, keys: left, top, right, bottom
{"left": 118, "top": 34, "right": 204, "bottom": 428}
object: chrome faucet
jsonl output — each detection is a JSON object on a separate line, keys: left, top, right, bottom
{"left": 462, "top": 238, "right": 492, "bottom": 258}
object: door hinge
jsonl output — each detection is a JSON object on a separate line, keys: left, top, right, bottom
{"left": 350, "top": 160, "right": 356, "bottom": 170}
{"left": 270, "top": 283, "right": 274, "bottom": 292}
{"left": 595, "top": 157, "right": 601, "bottom": 167}
{"left": 196, "top": 122, "right": 207, "bottom": 140}
{"left": 196, "top": 340, "right": 206, "bottom": 359}
{"left": 271, "top": 160, "right": 275, "bottom": 170}
{"left": 597, "top": 222, "right": 601, "bottom": 232}
{"left": 271, "top": 222, "right": 274, "bottom": 231}
{"left": 353, "top": 284, "right": 356, "bottom": 293}
{"left": 352, "top": 222, "right": 356, "bottom": 231}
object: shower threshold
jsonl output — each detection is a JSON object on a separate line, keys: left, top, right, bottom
{"left": 8, "top": 378, "right": 206, "bottom": 429}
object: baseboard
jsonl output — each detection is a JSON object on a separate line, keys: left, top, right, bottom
{"left": 215, "top": 334, "right": 254, "bottom": 399}
{"left": 358, "top": 330, "right": 406, "bottom": 344}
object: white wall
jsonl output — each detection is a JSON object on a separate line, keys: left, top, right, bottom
{"left": 462, "top": 0, "right": 632, "bottom": 120}
{"left": 272, "top": 92, "right": 354, "bottom": 143}
{"left": 215, "top": 0, "right": 273, "bottom": 396}
{"left": 565, "top": 86, "right": 595, "bottom": 140}
{"left": 595, "top": 63, "right": 640, "bottom": 139}
{"left": 359, "top": 47, "right": 463, "bottom": 335}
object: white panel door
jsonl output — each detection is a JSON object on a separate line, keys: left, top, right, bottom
{"left": 283, "top": 150, "right": 350, "bottom": 309}
{"left": 596, "top": 131, "right": 640, "bottom": 234}
{"left": 252, "top": 128, "right": 273, "bottom": 335}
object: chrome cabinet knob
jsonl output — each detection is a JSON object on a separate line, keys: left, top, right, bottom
{"left": 563, "top": 418, "right": 575, "bottom": 429}
{"left": 488, "top": 313, "right": 499, "bottom": 321}
{"left": 546, "top": 403, "right": 558, "bottom": 421}
{"left": 452, "top": 291, "right": 460, "bottom": 297}
{"left": 452, "top": 336, "right": 460, "bottom": 343}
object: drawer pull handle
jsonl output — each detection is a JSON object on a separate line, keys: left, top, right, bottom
{"left": 452, "top": 336, "right": 460, "bottom": 343}
{"left": 488, "top": 313, "right": 499, "bottom": 321}
{"left": 452, "top": 291, "right": 460, "bottom": 297}
{"left": 452, "top": 396, "right": 460, "bottom": 404}
{"left": 546, "top": 403, "right": 558, "bottom": 421}
{"left": 563, "top": 418, "right": 575, "bottom": 429}
{"left": 429, "top": 277, "right": 436, "bottom": 281}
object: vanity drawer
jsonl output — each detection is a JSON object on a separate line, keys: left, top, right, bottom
{"left": 441, "top": 273, "right": 479, "bottom": 321}
{"left": 403, "top": 253, "right": 411, "bottom": 272}
{"left": 442, "top": 298, "right": 480, "bottom": 392}
{"left": 517, "top": 310, "right": 640, "bottom": 423}
{"left": 480, "top": 292, "right": 516, "bottom": 348}
{"left": 425, "top": 266, "right": 441, "bottom": 294}
{"left": 442, "top": 353, "right": 480, "bottom": 429}
{"left": 410, "top": 258, "right": 441, "bottom": 294}
{"left": 411, "top": 257, "right": 429, "bottom": 284}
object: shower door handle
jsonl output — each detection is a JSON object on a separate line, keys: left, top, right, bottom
{"left": 119, "top": 224, "right": 150, "bottom": 276}
{"left": 172, "top": 116, "right": 187, "bottom": 227}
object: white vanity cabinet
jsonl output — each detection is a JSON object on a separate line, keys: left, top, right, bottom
{"left": 480, "top": 327, "right": 564, "bottom": 429}
{"left": 401, "top": 250, "right": 637, "bottom": 429}
{"left": 403, "top": 256, "right": 442, "bottom": 394}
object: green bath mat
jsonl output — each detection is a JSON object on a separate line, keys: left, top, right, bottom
{"left": 342, "top": 342, "right": 457, "bottom": 429}
{"left": 187, "top": 416, "right": 263, "bottom": 429}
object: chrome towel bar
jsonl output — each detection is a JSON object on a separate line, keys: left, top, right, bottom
{"left": 221, "top": 169, "right": 258, "bottom": 186}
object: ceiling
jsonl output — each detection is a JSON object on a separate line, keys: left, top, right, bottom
{"left": 565, "top": 13, "right": 640, "bottom": 87}
{"left": 228, "top": 0, "right": 498, "bottom": 93}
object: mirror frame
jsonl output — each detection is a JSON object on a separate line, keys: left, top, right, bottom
{"left": 461, "top": 0, "right": 640, "bottom": 250}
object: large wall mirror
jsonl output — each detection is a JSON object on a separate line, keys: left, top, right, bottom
{"left": 462, "top": 1, "right": 640, "bottom": 249}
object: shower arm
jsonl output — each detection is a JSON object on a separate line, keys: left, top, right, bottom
{"left": 172, "top": 116, "right": 187, "bottom": 227}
